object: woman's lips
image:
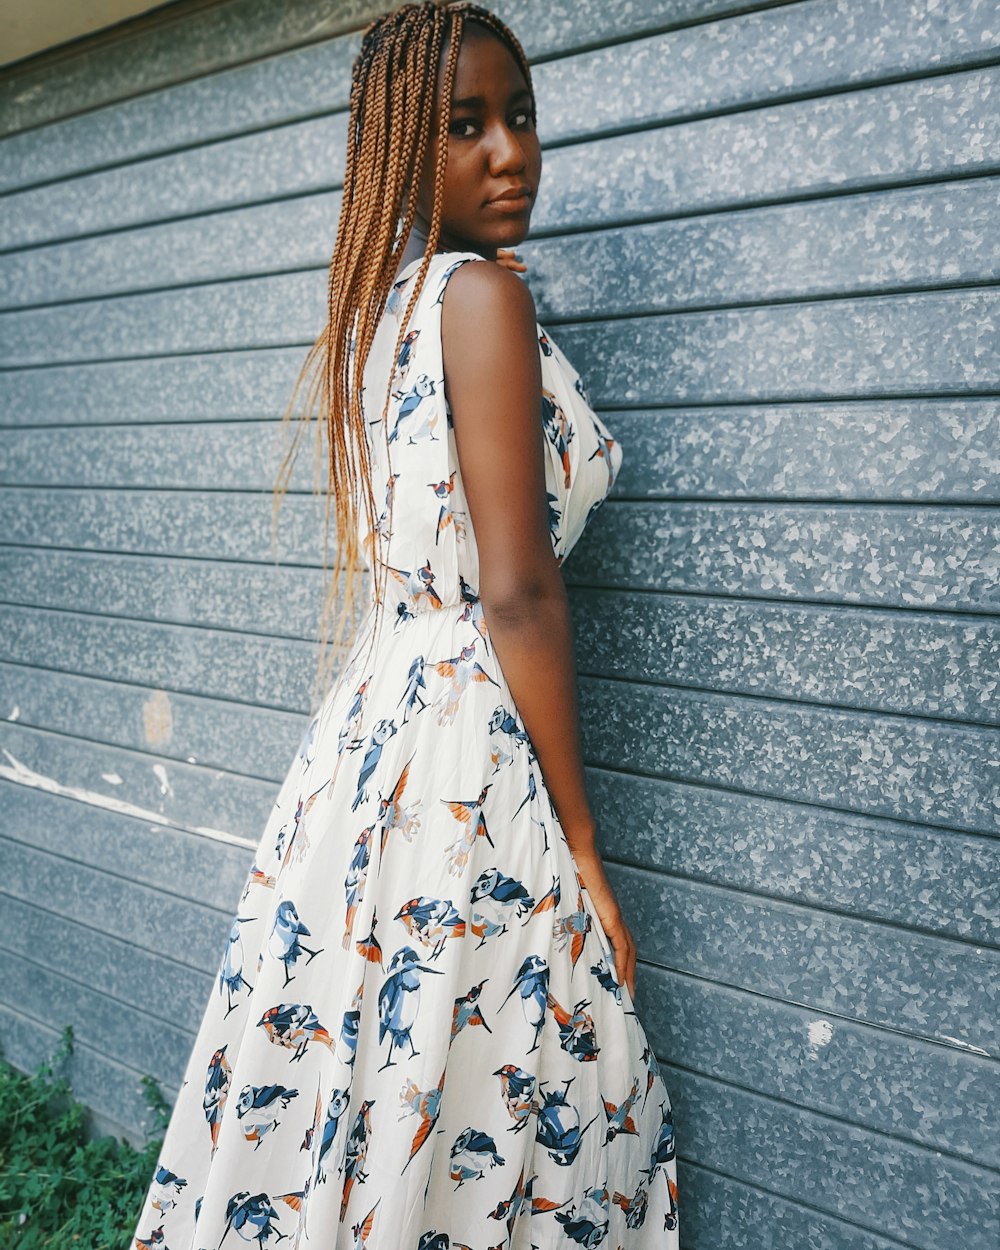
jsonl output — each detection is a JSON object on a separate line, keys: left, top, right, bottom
{"left": 485, "top": 193, "right": 532, "bottom": 211}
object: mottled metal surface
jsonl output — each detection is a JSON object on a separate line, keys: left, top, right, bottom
{"left": 4, "top": 177, "right": 999, "bottom": 324}
{"left": 0, "top": 686, "right": 287, "bottom": 839}
{"left": 612, "top": 859, "right": 998, "bottom": 1055}
{"left": 667, "top": 1164, "right": 909, "bottom": 1250}
{"left": 633, "top": 964, "right": 999, "bottom": 1166}
{"left": 0, "top": 0, "right": 768, "bottom": 141}
{"left": 591, "top": 770, "right": 1000, "bottom": 943}
{"left": 3, "top": 63, "right": 997, "bottom": 250}
{"left": 0, "top": 0, "right": 390, "bottom": 139}
{"left": 3, "top": 1, "right": 995, "bottom": 198}
{"left": 579, "top": 678, "right": 999, "bottom": 834}
{"left": 572, "top": 502, "right": 1000, "bottom": 610}
{"left": 571, "top": 589, "right": 1000, "bottom": 723}
{"left": 660, "top": 1067, "right": 996, "bottom": 1250}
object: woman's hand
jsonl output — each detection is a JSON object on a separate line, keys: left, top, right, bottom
{"left": 495, "top": 247, "right": 527, "bottom": 273}
{"left": 571, "top": 844, "right": 638, "bottom": 999}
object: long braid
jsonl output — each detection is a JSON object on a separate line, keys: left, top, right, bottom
{"left": 272, "top": 1, "right": 535, "bottom": 710}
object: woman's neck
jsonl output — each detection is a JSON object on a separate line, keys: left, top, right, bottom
{"left": 394, "top": 216, "right": 433, "bottom": 282}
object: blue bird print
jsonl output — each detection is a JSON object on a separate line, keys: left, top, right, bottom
{"left": 546, "top": 993, "right": 601, "bottom": 1062}
{"left": 590, "top": 954, "right": 624, "bottom": 1007}
{"left": 449, "top": 1125, "right": 505, "bottom": 1189}
{"left": 351, "top": 1200, "right": 381, "bottom": 1249}
{"left": 354, "top": 906, "right": 383, "bottom": 970}
{"left": 204, "top": 1044, "right": 232, "bottom": 1154}
{"left": 588, "top": 427, "right": 620, "bottom": 491}
{"left": 489, "top": 1168, "right": 568, "bottom": 1235}
{"left": 339, "top": 1098, "right": 376, "bottom": 1221}
{"left": 337, "top": 978, "right": 365, "bottom": 1068}
{"left": 469, "top": 867, "right": 536, "bottom": 948}
{"left": 268, "top": 899, "right": 324, "bottom": 987}
{"left": 219, "top": 914, "right": 255, "bottom": 1017}
{"left": 542, "top": 386, "right": 575, "bottom": 488}
{"left": 428, "top": 638, "right": 500, "bottom": 725}
{"left": 441, "top": 783, "right": 494, "bottom": 876}
{"left": 373, "top": 472, "right": 400, "bottom": 544}
{"left": 451, "top": 979, "right": 493, "bottom": 1041}
{"left": 384, "top": 556, "right": 444, "bottom": 613}
{"left": 315, "top": 1086, "right": 352, "bottom": 1184}
{"left": 377, "top": 944, "right": 446, "bottom": 1071}
{"left": 395, "top": 895, "right": 466, "bottom": 960}
{"left": 352, "top": 717, "right": 398, "bottom": 813}
{"left": 388, "top": 374, "right": 437, "bottom": 444}
{"left": 148, "top": 1164, "right": 187, "bottom": 1214}
{"left": 398, "top": 1068, "right": 446, "bottom": 1172}
{"left": 640, "top": 1098, "right": 677, "bottom": 1177}
{"left": 219, "top": 1190, "right": 286, "bottom": 1247}
{"left": 342, "top": 823, "right": 375, "bottom": 948}
{"left": 497, "top": 954, "right": 549, "bottom": 1054}
{"left": 554, "top": 1182, "right": 611, "bottom": 1248}
{"left": 612, "top": 1180, "right": 651, "bottom": 1230}
{"left": 456, "top": 575, "right": 491, "bottom": 655}
{"left": 487, "top": 703, "right": 532, "bottom": 771}
{"left": 535, "top": 1075, "right": 601, "bottom": 1167}
{"left": 552, "top": 871, "right": 593, "bottom": 972}
{"left": 257, "top": 1002, "right": 335, "bottom": 1062}
{"left": 235, "top": 1082, "right": 300, "bottom": 1149}
{"left": 277, "top": 778, "right": 330, "bottom": 870}
{"left": 397, "top": 328, "right": 420, "bottom": 375}
{"left": 602, "top": 1075, "right": 642, "bottom": 1145}
{"left": 397, "top": 654, "right": 430, "bottom": 723}
{"left": 377, "top": 750, "right": 421, "bottom": 868}
{"left": 427, "top": 470, "right": 467, "bottom": 544}
{"left": 492, "top": 1063, "right": 536, "bottom": 1134}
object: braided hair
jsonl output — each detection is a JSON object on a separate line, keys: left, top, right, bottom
{"left": 271, "top": 1, "right": 535, "bottom": 708}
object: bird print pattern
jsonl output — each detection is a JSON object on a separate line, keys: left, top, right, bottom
{"left": 131, "top": 248, "right": 680, "bottom": 1248}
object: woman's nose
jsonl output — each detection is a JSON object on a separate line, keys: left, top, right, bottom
{"left": 488, "top": 124, "right": 527, "bottom": 173}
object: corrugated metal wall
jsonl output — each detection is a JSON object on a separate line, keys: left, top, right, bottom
{"left": 1, "top": 1, "right": 997, "bottom": 1244}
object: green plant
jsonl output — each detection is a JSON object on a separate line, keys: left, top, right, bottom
{"left": 0, "top": 1024, "right": 169, "bottom": 1249}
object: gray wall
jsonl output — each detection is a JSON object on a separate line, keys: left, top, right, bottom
{"left": 1, "top": 1, "right": 998, "bottom": 1245}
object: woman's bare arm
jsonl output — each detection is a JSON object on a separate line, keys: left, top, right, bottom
{"left": 440, "top": 259, "right": 639, "bottom": 996}
{"left": 441, "top": 260, "right": 595, "bottom": 850}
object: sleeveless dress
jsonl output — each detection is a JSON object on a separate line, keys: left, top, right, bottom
{"left": 131, "top": 248, "right": 680, "bottom": 1250}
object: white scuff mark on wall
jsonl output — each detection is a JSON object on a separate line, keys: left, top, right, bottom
{"left": 191, "top": 824, "right": 258, "bottom": 849}
{"left": 102, "top": 772, "right": 124, "bottom": 785}
{"left": 152, "top": 762, "right": 175, "bottom": 797}
{"left": 7, "top": 706, "right": 19, "bottom": 721}
{"left": 940, "top": 1035, "right": 990, "bottom": 1056}
{"left": 0, "top": 748, "right": 256, "bottom": 850}
{"left": 806, "top": 1019, "right": 834, "bottom": 1057}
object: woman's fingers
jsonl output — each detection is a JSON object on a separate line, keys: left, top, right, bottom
{"left": 495, "top": 247, "right": 527, "bottom": 273}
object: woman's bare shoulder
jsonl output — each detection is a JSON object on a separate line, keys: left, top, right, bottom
{"left": 441, "top": 255, "right": 537, "bottom": 334}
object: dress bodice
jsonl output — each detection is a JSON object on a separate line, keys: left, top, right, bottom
{"left": 357, "top": 249, "right": 623, "bottom": 620}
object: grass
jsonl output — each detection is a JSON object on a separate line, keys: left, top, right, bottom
{"left": 0, "top": 1024, "right": 169, "bottom": 1249}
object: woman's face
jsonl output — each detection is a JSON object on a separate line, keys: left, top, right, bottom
{"left": 411, "top": 23, "right": 542, "bottom": 260}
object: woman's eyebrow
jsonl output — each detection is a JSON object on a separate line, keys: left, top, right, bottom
{"left": 451, "top": 87, "right": 533, "bottom": 109}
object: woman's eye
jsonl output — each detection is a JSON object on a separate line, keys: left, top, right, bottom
{"left": 450, "top": 120, "right": 477, "bottom": 137}
{"left": 512, "top": 109, "right": 532, "bottom": 127}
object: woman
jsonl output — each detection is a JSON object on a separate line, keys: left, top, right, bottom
{"left": 131, "top": 3, "right": 679, "bottom": 1246}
